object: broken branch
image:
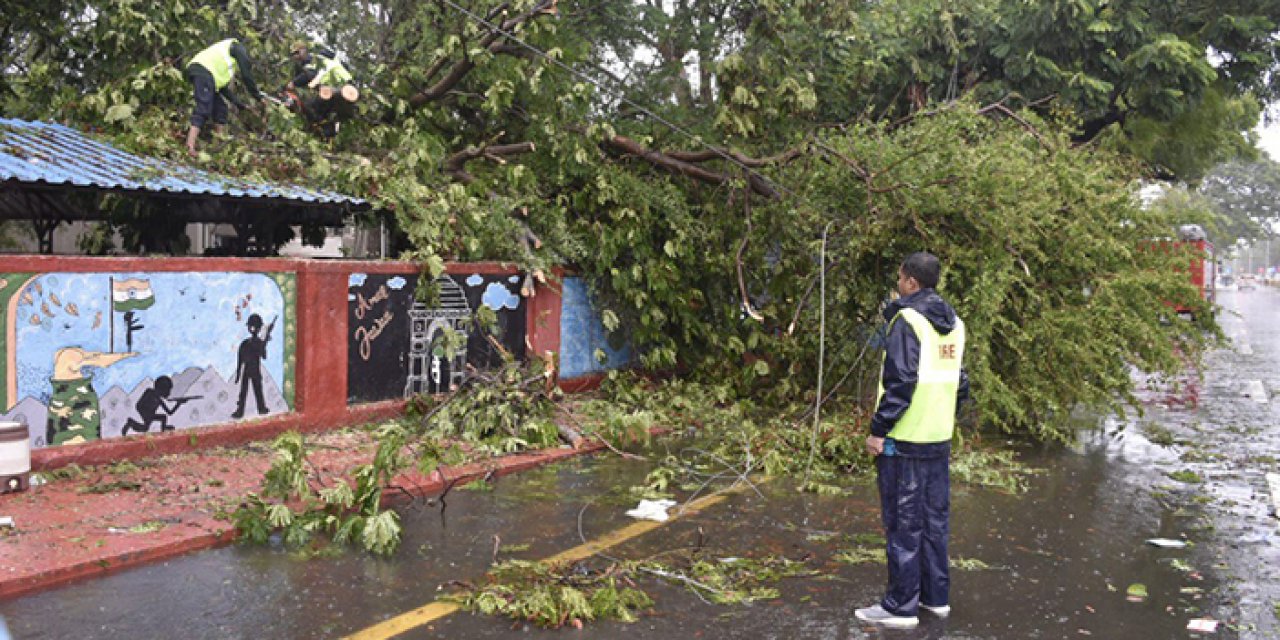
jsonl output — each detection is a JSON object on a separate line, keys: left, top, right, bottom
{"left": 600, "top": 135, "right": 781, "bottom": 199}
{"left": 443, "top": 141, "right": 536, "bottom": 183}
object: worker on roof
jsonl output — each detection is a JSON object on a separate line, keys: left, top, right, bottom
{"left": 286, "top": 41, "right": 357, "bottom": 137}
{"left": 185, "top": 38, "right": 267, "bottom": 156}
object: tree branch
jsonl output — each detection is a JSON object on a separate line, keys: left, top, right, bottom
{"left": 600, "top": 135, "right": 782, "bottom": 199}
{"left": 667, "top": 145, "right": 805, "bottom": 168}
{"left": 443, "top": 141, "right": 536, "bottom": 183}
{"left": 408, "top": 0, "right": 558, "bottom": 108}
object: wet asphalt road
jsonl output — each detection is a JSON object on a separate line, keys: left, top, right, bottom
{"left": 2, "top": 287, "right": 1278, "bottom": 639}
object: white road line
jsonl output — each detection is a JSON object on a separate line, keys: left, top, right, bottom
{"left": 1243, "top": 380, "right": 1269, "bottom": 403}
{"left": 1267, "top": 473, "right": 1280, "bottom": 519}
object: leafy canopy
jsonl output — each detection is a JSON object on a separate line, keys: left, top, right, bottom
{"left": 1, "top": 0, "right": 1257, "bottom": 438}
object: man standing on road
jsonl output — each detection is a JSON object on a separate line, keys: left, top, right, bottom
{"left": 185, "top": 37, "right": 266, "bottom": 156}
{"left": 855, "top": 251, "right": 968, "bottom": 629}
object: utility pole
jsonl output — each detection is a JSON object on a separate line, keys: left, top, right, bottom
{"left": 1266, "top": 236, "right": 1271, "bottom": 280}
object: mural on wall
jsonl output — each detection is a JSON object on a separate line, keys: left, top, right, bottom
{"left": 559, "top": 276, "right": 634, "bottom": 380}
{"left": 0, "top": 272, "right": 297, "bottom": 448}
{"left": 347, "top": 272, "right": 527, "bottom": 403}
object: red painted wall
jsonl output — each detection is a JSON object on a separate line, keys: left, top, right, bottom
{"left": 0, "top": 256, "right": 564, "bottom": 470}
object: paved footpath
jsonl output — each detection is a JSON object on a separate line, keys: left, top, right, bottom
{"left": 0, "top": 427, "right": 607, "bottom": 600}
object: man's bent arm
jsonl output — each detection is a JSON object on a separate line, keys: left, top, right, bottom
{"left": 870, "top": 319, "right": 920, "bottom": 437}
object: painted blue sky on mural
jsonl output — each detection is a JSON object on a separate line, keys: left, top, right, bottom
{"left": 481, "top": 282, "right": 520, "bottom": 311}
{"left": 12, "top": 273, "right": 285, "bottom": 404}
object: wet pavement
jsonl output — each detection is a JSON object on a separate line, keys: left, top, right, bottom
{"left": 2, "top": 288, "right": 1278, "bottom": 639}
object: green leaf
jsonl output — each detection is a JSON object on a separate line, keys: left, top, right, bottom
{"left": 104, "top": 104, "right": 133, "bottom": 123}
{"left": 601, "top": 309, "right": 620, "bottom": 332}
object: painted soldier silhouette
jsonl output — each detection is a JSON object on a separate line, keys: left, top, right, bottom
{"left": 232, "top": 314, "right": 274, "bottom": 418}
{"left": 121, "top": 376, "right": 198, "bottom": 435}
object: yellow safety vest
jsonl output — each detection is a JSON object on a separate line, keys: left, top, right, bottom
{"left": 876, "top": 307, "right": 966, "bottom": 443}
{"left": 189, "top": 39, "right": 238, "bottom": 90}
{"left": 309, "top": 54, "right": 352, "bottom": 88}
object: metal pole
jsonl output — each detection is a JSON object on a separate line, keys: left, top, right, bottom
{"left": 108, "top": 276, "right": 114, "bottom": 353}
{"left": 379, "top": 218, "right": 387, "bottom": 259}
{"left": 1266, "top": 237, "right": 1271, "bottom": 280}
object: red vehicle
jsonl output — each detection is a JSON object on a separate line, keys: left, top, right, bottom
{"left": 1173, "top": 225, "right": 1215, "bottom": 315}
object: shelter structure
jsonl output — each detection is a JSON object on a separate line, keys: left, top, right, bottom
{"left": 0, "top": 118, "right": 369, "bottom": 255}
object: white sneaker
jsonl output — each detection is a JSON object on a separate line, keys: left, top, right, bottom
{"left": 921, "top": 604, "right": 951, "bottom": 617}
{"left": 854, "top": 604, "right": 919, "bottom": 628}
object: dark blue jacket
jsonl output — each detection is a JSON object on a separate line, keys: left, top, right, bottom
{"left": 870, "top": 288, "right": 969, "bottom": 448}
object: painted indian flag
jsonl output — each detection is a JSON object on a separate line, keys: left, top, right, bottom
{"left": 112, "top": 278, "right": 155, "bottom": 312}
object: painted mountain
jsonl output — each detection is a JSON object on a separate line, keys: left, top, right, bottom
{"left": 1, "top": 365, "right": 289, "bottom": 448}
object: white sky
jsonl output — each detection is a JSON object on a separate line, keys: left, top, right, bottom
{"left": 1257, "top": 117, "right": 1280, "bottom": 162}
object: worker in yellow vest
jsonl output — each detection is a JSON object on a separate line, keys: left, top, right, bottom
{"left": 185, "top": 38, "right": 267, "bottom": 156}
{"left": 855, "top": 252, "right": 969, "bottom": 629}
{"left": 286, "top": 41, "right": 357, "bottom": 137}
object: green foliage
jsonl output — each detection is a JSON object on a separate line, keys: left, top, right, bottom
{"left": 450, "top": 552, "right": 812, "bottom": 627}
{"left": 1198, "top": 159, "right": 1280, "bottom": 245}
{"left": 233, "top": 355, "right": 563, "bottom": 554}
{"left": 454, "top": 560, "right": 652, "bottom": 628}
{"left": 835, "top": 547, "right": 887, "bottom": 566}
{"left": 951, "top": 556, "right": 995, "bottom": 571}
{"left": 2, "top": 0, "right": 1253, "bottom": 447}
{"left": 1143, "top": 422, "right": 1178, "bottom": 447}
{"left": 232, "top": 430, "right": 404, "bottom": 554}
{"left": 950, "top": 447, "right": 1038, "bottom": 493}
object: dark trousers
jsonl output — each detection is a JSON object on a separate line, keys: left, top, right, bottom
{"left": 876, "top": 450, "right": 950, "bottom": 616}
{"left": 236, "top": 374, "right": 266, "bottom": 415}
{"left": 188, "top": 69, "right": 228, "bottom": 128}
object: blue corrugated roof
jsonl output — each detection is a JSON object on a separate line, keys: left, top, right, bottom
{"left": 0, "top": 118, "right": 368, "bottom": 208}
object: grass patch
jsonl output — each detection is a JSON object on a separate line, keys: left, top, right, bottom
{"left": 1168, "top": 470, "right": 1204, "bottom": 484}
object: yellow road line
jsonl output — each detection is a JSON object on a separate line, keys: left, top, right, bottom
{"left": 343, "top": 487, "right": 745, "bottom": 640}
{"left": 344, "top": 602, "right": 462, "bottom": 640}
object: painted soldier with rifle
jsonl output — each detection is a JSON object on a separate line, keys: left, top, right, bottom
{"left": 232, "top": 313, "right": 275, "bottom": 419}
{"left": 121, "top": 376, "right": 201, "bottom": 435}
